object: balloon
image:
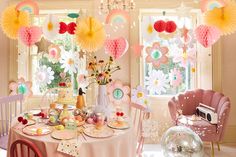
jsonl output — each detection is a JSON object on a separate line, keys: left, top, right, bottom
{"left": 154, "top": 20, "right": 166, "bottom": 32}
{"left": 19, "top": 26, "right": 42, "bottom": 47}
{"left": 195, "top": 25, "right": 221, "bottom": 48}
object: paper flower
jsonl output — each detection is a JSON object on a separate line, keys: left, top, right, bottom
{"left": 141, "top": 17, "right": 156, "bottom": 42}
{"left": 205, "top": 0, "right": 236, "bottom": 35}
{"left": 145, "top": 70, "right": 169, "bottom": 95}
{"left": 131, "top": 85, "right": 149, "bottom": 106}
{"left": 47, "top": 44, "right": 61, "bottom": 63}
{"left": 145, "top": 42, "right": 169, "bottom": 68}
{"left": 19, "top": 26, "right": 42, "bottom": 47}
{"left": 173, "top": 49, "right": 196, "bottom": 67}
{"left": 75, "top": 17, "right": 105, "bottom": 52}
{"left": 35, "top": 37, "right": 53, "bottom": 54}
{"left": 60, "top": 50, "right": 79, "bottom": 74}
{"left": 35, "top": 65, "right": 54, "bottom": 86}
{"left": 169, "top": 68, "right": 183, "bottom": 88}
{"left": 9, "top": 77, "right": 33, "bottom": 98}
{"left": 42, "top": 14, "right": 59, "bottom": 41}
{"left": 107, "top": 80, "right": 130, "bottom": 105}
{"left": 1, "top": 5, "right": 29, "bottom": 39}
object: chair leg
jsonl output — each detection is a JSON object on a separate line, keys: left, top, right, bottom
{"left": 217, "top": 142, "right": 220, "bottom": 151}
{"left": 211, "top": 142, "right": 215, "bottom": 157}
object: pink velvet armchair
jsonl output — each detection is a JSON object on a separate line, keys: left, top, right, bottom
{"left": 168, "top": 89, "right": 230, "bottom": 156}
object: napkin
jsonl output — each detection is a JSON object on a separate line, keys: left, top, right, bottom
{"left": 57, "top": 140, "right": 82, "bottom": 157}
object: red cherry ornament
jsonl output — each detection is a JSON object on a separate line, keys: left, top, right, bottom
{"left": 165, "top": 21, "right": 177, "bottom": 33}
{"left": 18, "top": 116, "right": 23, "bottom": 122}
{"left": 22, "top": 119, "right": 28, "bottom": 125}
{"left": 154, "top": 20, "right": 166, "bottom": 32}
{"left": 120, "top": 112, "right": 124, "bottom": 117}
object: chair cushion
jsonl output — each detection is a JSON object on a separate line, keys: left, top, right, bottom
{"left": 0, "top": 135, "right": 8, "bottom": 150}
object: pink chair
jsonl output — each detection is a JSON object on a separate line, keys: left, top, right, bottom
{"left": 130, "top": 103, "right": 150, "bottom": 157}
{"left": 168, "top": 89, "right": 230, "bottom": 157}
{"left": 0, "top": 94, "right": 23, "bottom": 150}
{"left": 10, "top": 139, "right": 43, "bottom": 157}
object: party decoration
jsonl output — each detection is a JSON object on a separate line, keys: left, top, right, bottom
{"left": 42, "top": 14, "right": 59, "bottom": 41}
{"left": 59, "top": 22, "right": 77, "bottom": 35}
{"left": 195, "top": 25, "right": 221, "bottom": 48}
{"left": 159, "top": 32, "right": 177, "bottom": 40}
{"left": 9, "top": 77, "right": 33, "bottom": 98}
{"left": 131, "top": 85, "right": 149, "bottom": 106}
{"left": 145, "top": 42, "right": 169, "bottom": 68}
{"left": 60, "top": 50, "right": 79, "bottom": 74}
{"left": 131, "top": 44, "right": 144, "bottom": 58}
{"left": 1, "top": 5, "right": 29, "bottom": 39}
{"left": 141, "top": 17, "right": 156, "bottom": 42}
{"left": 75, "top": 17, "right": 105, "bottom": 52}
{"left": 105, "top": 9, "right": 130, "bottom": 24}
{"left": 19, "top": 26, "right": 42, "bottom": 47}
{"left": 154, "top": 20, "right": 166, "bottom": 33}
{"left": 200, "top": 0, "right": 225, "bottom": 13}
{"left": 35, "top": 65, "right": 55, "bottom": 86}
{"left": 175, "top": 27, "right": 196, "bottom": 49}
{"left": 205, "top": 0, "right": 236, "bottom": 35}
{"left": 35, "top": 37, "right": 53, "bottom": 53}
{"left": 169, "top": 68, "right": 183, "bottom": 88}
{"left": 47, "top": 44, "right": 61, "bottom": 63}
{"left": 16, "top": 0, "right": 39, "bottom": 15}
{"left": 79, "top": 50, "right": 85, "bottom": 59}
{"left": 105, "top": 37, "right": 129, "bottom": 59}
{"left": 145, "top": 70, "right": 169, "bottom": 95}
{"left": 107, "top": 80, "right": 130, "bottom": 105}
{"left": 57, "top": 140, "right": 81, "bottom": 157}
{"left": 173, "top": 49, "right": 196, "bottom": 67}
{"left": 165, "top": 21, "right": 177, "bottom": 33}
{"left": 67, "top": 13, "right": 79, "bottom": 19}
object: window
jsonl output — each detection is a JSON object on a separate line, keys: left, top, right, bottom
{"left": 140, "top": 10, "right": 200, "bottom": 96}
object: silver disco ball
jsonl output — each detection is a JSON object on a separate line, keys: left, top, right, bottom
{"left": 161, "top": 126, "right": 204, "bottom": 157}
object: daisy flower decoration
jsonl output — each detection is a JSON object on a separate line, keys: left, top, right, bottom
{"left": 42, "top": 14, "right": 59, "bottom": 41}
{"left": 131, "top": 85, "right": 149, "bottom": 106}
{"left": 145, "top": 70, "right": 169, "bottom": 95}
{"left": 141, "top": 17, "right": 156, "bottom": 42}
{"left": 60, "top": 49, "right": 79, "bottom": 74}
{"left": 145, "top": 42, "right": 169, "bottom": 68}
{"left": 173, "top": 48, "right": 196, "bottom": 68}
{"left": 35, "top": 65, "right": 55, "bottom": 86}
{"left": 9, "top": 77, "right": 33, "bottom": 98}
{"left": 169, "top": 68, "right": 182, "bottom": 88}
{"left": 107, "top": 80, "right": 130, "bottom": 106}
{"left": 46, "top": 44, "right": 61, "bottom": 64}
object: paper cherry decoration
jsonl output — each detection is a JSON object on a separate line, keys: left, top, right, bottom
{"left": 154, "top": 20, "right": 166, "bottom": 32}
{"left": 59, "top": 22, "right": 77, "bottom": 35}
{"left": 165, "top": 21, "right": 177, "bottom": 33}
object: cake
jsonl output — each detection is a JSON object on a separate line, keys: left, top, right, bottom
{"left": 56, "top": 87, "right": 76, "bottom": 104}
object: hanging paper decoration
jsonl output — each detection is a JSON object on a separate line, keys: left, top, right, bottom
{"left": 145, "top": 42, "right": 169, "bottom": 68}
{"left": 9, "top": 77, "right": 33, "bottom": 98}
{"left": 105, "top": 9, "right": 130, "bottom": 24}
{"left": 131, "top": 85, "right": 149, "bottom": 107}
{"left": 145, "top": 70, "right": 169, "bottom": 95}
{"left": 59, "top": 22, "right": 77, "bottom": 35}
{"left": 47, "top": 44, "right": 61, "bottom": 63}
{"left": 107, "top": 80, "right": 130, "bottom": 106}
{"left": 104, "top": 37, "right": 129, "bottom": 59}
{"left": 141, "top": 17, "right": 156, "bottom": 42}
{"left": 35, "top": 37, "right": 53, "bottom": 54}
{"left": 154, "top": 20, "right": 166, "bottom": 33}
{"left": 75, "top": 17, "right": 105, "bottom": 52}
{"left": 19, "top": 26, "right": 42, "bottom": 47}
{"left": 175, "top": 27, "right": 196, "bottom": 49}
{"left": 42, "top": 14, "right": 59, "bottom": 41}
{"left": 173, "top": 48, "right": 196, "bottom": 67}
{"left": 200, "top": 0, "right": 225, "bottom": 13}
{"left": 169, "top": 68, "right": 183, "bottom": 88}
{"left": 131, "top": 44, "right": 144, "bottom": 58}
{"left": 77, "top": 70, "right": 89, "bottom": 91}
{"left": 158, "top": 32, "right": 177, "bottom": 40}
{"left": 165, "top": 21, "right": 177, "bottom": 33}
{"left": 1, "top": 5, "right": 29, "bottom": 39}
{"left": 67, "top": 13, "right": 79, "bottom": 19}
{"left": 60, "top": 50, "right": 79, "bottom": 74}
{"left": 16, "top": 0, "right": 39, "bottom": 15}
{"left": 195, "top": 25, "right": 221, "bottom": 48}
{"left": 79, "top": 50, "right": 85, "bottom": 59}
{"left": 35, "top": 65, "right": 55, "bottom": 86}
{"left": 205, "top": 0, "right": 236, "bottom": 35}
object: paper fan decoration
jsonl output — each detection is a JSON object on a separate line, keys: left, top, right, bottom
{"left": 105, "top": 9, "right": 130, "bottom": 24}
{"left": 200, "top": 0, "right": 225, "bottom": 13}
{"left": 75, "top": 17, "right": 105, "bottom": 52}
{"left": 107, "top": 80, "right": 130, "bottom": 105}
{"left": 131, "top": 44, "right": 144, "bottom": 58}
{"left": 9, "top": 77, "right": 33, "bottom": 98}
{"left": 19, "top": 26, "right": 42, "bottom": 47}
{"left": 35, "top": 65, "right": 54, "bottom": 86}
{"left": 16, "top": 0, "right": 39, "bottom": 15}
{"left": 1, "top": 5, "right": 30, "bottom": 39}
{"left": 205, "top": 0, "right": 236, "bottom": 35}
{"left": 42, "top": 14, "right": 59, "bottom": 41}
{"left": 105, "top": 37, "right": 129, "bottom": 59}
{"left": 195, "top": 25, "right": 221, "bottom": 48}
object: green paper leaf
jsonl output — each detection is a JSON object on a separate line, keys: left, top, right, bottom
{"left": 67, "top": 13, "right": 79, "bottom": 19}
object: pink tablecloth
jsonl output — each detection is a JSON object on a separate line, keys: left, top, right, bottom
{"left": 7, "top": 119, "right": 136, "bottom": 157}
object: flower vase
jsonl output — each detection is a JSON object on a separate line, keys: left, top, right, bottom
{"left": 95, "top": 85, "right": 111, "bottom": 117}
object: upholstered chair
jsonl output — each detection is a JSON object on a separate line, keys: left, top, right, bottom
{"left": 168, "top": 89, "right": 230, "bottom": 157}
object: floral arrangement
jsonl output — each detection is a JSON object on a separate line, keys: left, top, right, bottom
{"left": 87, "top": 56, "right": 121, "bottom": 86}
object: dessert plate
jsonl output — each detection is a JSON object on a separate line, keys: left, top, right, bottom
{"left": 84, "top": 126, "right": 114, "bottom": 138}
{"left": 23, "top": 124, "right": 53, "bottom": 136}
{"left": 51, "top": 129, "right": 76, "bottom": 140}
{"left": 107, "top": 121, "right": 130, "bottom": 130}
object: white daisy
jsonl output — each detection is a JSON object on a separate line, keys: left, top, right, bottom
{"left": 35, "top": 65, "right": 54, "bottom": 86}
{"left": 42, "top": 14, "right": 59, "bottom": 41}
{"left": 131, "top": 85, "right": 148, "bottom": 105}
{"left": 141, "top": 16, "right": 156, "bottom": 42}
{"left": 60, "top": 50, "right": 79, "bottom": 74}
{"left": 145, "top": 70, "right": 169, "bottom": 95}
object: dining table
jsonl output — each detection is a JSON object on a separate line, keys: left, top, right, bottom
{"left": 7, "top": 109, "right": 136, "bottom": 157}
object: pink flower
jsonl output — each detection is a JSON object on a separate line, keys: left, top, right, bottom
{"left": 169, "top": 68, "right": 183, "bottom": 87}
{"left": 145, "top": 42, "right": 168, "bottom": 68}
{"left": 173, "top": 48, "right": 196, "bottom": 67}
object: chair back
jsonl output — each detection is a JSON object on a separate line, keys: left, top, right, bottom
{"left": 40, "top": 88, "right": 59, "bottom": 108}
{"left": 10, "top": 139, "right": 43, "bottom": 157}
{"left": 0, "top": 94, "right": 23, "bottom": 137}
